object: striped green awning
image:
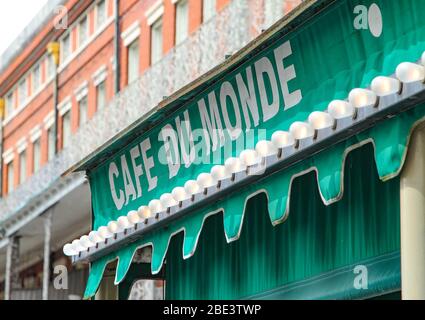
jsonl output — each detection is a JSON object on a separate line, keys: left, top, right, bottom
{"left": 65, "top": 0, "right": 425, "bottom": 299}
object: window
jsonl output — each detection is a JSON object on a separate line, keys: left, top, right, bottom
{"left": 96, "top": 80, "right": 107, "bottom": 111}
{"left": 96, "top": 0, "right": 107, "bottom": 28}
{"left": 202, "top": 0, "right": 216, "bottom": 22}
{"left": 127, "top": 39, "right": 140, "bottom": 84}
{"left": 5, "top": 92, "right": 14, "bottom": 117}
{"left": 47, "top": 127, "right": 56, "bottom": 161}
{"left": 61, "top": 34, "right": 71, "bottom": 62}
{"left": 18, "top": 79, "right": 27, "bottom": 106}
{"left": 79, "top": 16, "right": 89, "bottom": 47}
{"left": 6, "top": 162, "right": 14, "bottom": 194}
{"left": 175, "top": 0, "right": 189, "bottom": 45}
{"left": 47, "top": 55, "right": 55, "bottom": 79}
{"left": 33, "top": 139, "right": 41, "bottom": 173}
{"left": 19, "top": 151, "right": 27, "bottom": 184}
{"left": 151, "top": 18, "right": 163, "bottom": 65}
{"left": 62, "top": 111, "right": 72, "bottom": 148}
{"left": 32, "top": 64, "right": 41, "bottom": 93}
{"left": 78, "top": 95, "right": 88, "bottom": 126}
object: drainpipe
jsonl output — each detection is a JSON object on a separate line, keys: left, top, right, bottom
{"left": 400, "top": 124, "right": 425, "bottom": 300}
{"left": 0, "top": 98, "right": 4, "bottom": 197}
{"left": 114, "top": 0, "right": 120, "bottom": 94}
{"left": 47, "top": 42, "right": 60, "bottom": 154}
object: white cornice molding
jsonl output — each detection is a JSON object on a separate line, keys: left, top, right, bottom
{"left": 58, "top": 96, "right": 72, "bottom": 116}
{"left": 74, "top": 81, "right": 89, "bottom": 102}
{"left": 16, "top": 137, "right": 28, "bottom": 154}
{"left": 43, "top": 111, "right": 54, "bottom": 130}
{"left": 2, "top": 148, "right": 14, "bottom": 164}
{"left": 92, "top": 65, "right": 108, "bottom": 86}
{"left": 146, "top": 0, "right": 164, "bottom": 26}
{"left": 30, "top": 125, "right": 42, "bottom": 143}
{"left": 121, "top": 21, "right": 141, "bottom": 47}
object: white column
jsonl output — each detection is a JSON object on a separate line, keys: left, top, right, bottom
{"left": 42, "top": 211, "right": 53, "bottom": 300}
{"left": 4, "top": 236, "right": 19, "bottom": 300}
{"left": 400, "top": 124, "right": 425, "bottom": 300}
{"left": 4, "top": 238, "right": 12, "bottom": 300}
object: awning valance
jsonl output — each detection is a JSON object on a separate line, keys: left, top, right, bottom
{"left": 61, "top": 0, "right": 425, "bottom": 299}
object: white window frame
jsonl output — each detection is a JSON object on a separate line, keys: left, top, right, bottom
{"left": 60, "top": 33, "right": 71, "bottom": 63}
{"left": 145, "top": 0, "right": 164, "bottom": 26}
{"left": 121, "top": 21, "right": 141, "bottom": 47}
{"left": 58, "top": 96, "right": 72, "bottom": 117}
{"left": 5, "top": 91, "right": 15, "bottom": 118}
{"left": 174, "top": 0, "right": 189, "bottom": 45}
{"left": 78, "top": 14, "right": 89, "bottom": 47}
{"left": 202, "top": 0, "right": 216, "bottom": 22}
{"left": 95, "top": 0, "right": 107, "bottom": 29}
{"left": 2, "top": 149, "right": 15, "bottom": 165}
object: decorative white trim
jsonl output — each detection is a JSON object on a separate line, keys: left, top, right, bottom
{"left": 171, "top": 0, "right": 181, "bottom": 3}
{"left": 30, "top": 125, "right": 42, "bottom": 143}
{"left": 43, "top": 111, "right": 54, "bottom": 130}
{"left": 2, "top": 149, "right": 14, "bottom": 164}
{"left": 58, "top": 16, "right": 115, "bottom": 72}
{"left": 74, "top": 81, "right": 89, "bottom": 102}
{"left": 16, "top": 138, "right": 28, "bottom": 154}
{"left": 58, "top": 97, "right": 72, "bottom": 116}
{"left": 92, "top": 65, "right": 108, "bottom": 86}
{"left": 121, "top": 21, "right": 141, "bottom": 47}
{"left": 146, "top": 0, "right": 164, "bottom": 26}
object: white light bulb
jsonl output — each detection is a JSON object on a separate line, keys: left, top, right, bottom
{"left": 255, "top": 140, "right": 278, "bottom": 157}
{"left": 149, "top": 199, "right": 164, "bottom": 214}
{"left": 289, "top": 122, "right": 314, "bottom": 140}
{"left": 184, "top": 180, "right": 200, "bottom": 195}
{"left": 88, "top": 230, "right": 104, "bottom": 244}
{"left": 271, "top": 131, "right": 295, "bottom": 148}
{"left": 63, "top": 243, "right": 77, "bottom": 256}
{"left": 396, "top": 62, "right": 425, "bottom": 83}
{"left": 80, "top": 235, "right": 95, "bottom": 248}
{"left": 107, "top": 220, "right": 121, "bottom": 234}
{"left": 327, "top": 100, "right": 355, "bottom": 119}
{"left": 371, "top": 76, "right": 401, "bottom": 96}
{"left": 197, "top": 173, "right": 216, "bottom": 188}
{"left": 210, "top": 165, "right": 230, "bottom": 181}
{"left": 137, "top": 206, "right": 152, "bottom": 219}
{"left": 224, "top": 157, "right": 246, "bottom": 174}
{"left": 71, "top": 239, "right": 86, "bottom": 252}
{"left": 348, "top": 88, "right": 377, "bottom": 108}
{"left": 160, "top": 193, "right": 178, "bottom": 208}
{"left": 117, "top": 216, "right": 131, "bottom": 229}
{"left": 127, "top": 210, "right": 140, "bottom": 224}
{"left": 98, "top": 226, "right": 113, "bottom": 239}
{"left": 172, "top": 187, "right": 189, "bottom": 201}
{"left": 240, "top": 149, "right": 260, "bottom": 166}
{"left": 308, "top": 111, "right": 335, "bottom": 130}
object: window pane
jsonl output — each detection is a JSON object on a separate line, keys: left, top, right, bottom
{"left": 62, "top": 111, "right": 71, "bottom": 148}
{"left": 96, "top": 81, "right": 107, "bottom": 110}
{"left": 33, "top": 139, "right": 41, "bottom": 173}
{"left": 96, "top": 0, "right": 107, "bottom": 28}
{"left": 128, "top": 40, "right": 140, "bottom": 84}
{"left": 175, "top": 0, "right": 189, "bottom": 45}
{"left": 18, "top": 80, "right": 27, "bottom": 106}
{"left": 19, "top": 151, "right": 27, "bottom": 184}
{"left": 7, "top": 163, "right": 14, "bottom": 194}
{"left": 151, "top": 19, "right": 163, "bottom": 65}
{"left": 79, "top": 16, "right": 88, "bottom": 46}
{"left": 32, "top": 64, "right": 41, "bottom": 93}
{"left": 79, "top": 96, "right": 88, "bottom": 126}
{"left": 6, "top": 92, "right": 14, "bottom": 117}
{"left": 48, "top": 127, "right": 55, "bottom": 161}
{"left": 203, "top": 0, "right": 216, "bottom": 22}
{"left": 47, "top": 55, "right": 55, "bottom": 79}
{"left": 62, "top": 34, "right": 70, "bottom": 62}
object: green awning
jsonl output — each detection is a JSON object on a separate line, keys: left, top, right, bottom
{"left": 67, "top": 0, "right": 425, "bottom": 299}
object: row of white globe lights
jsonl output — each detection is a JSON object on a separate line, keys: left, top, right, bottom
{"left": 63, "top": 57, "right": 425, "bottom": 257}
